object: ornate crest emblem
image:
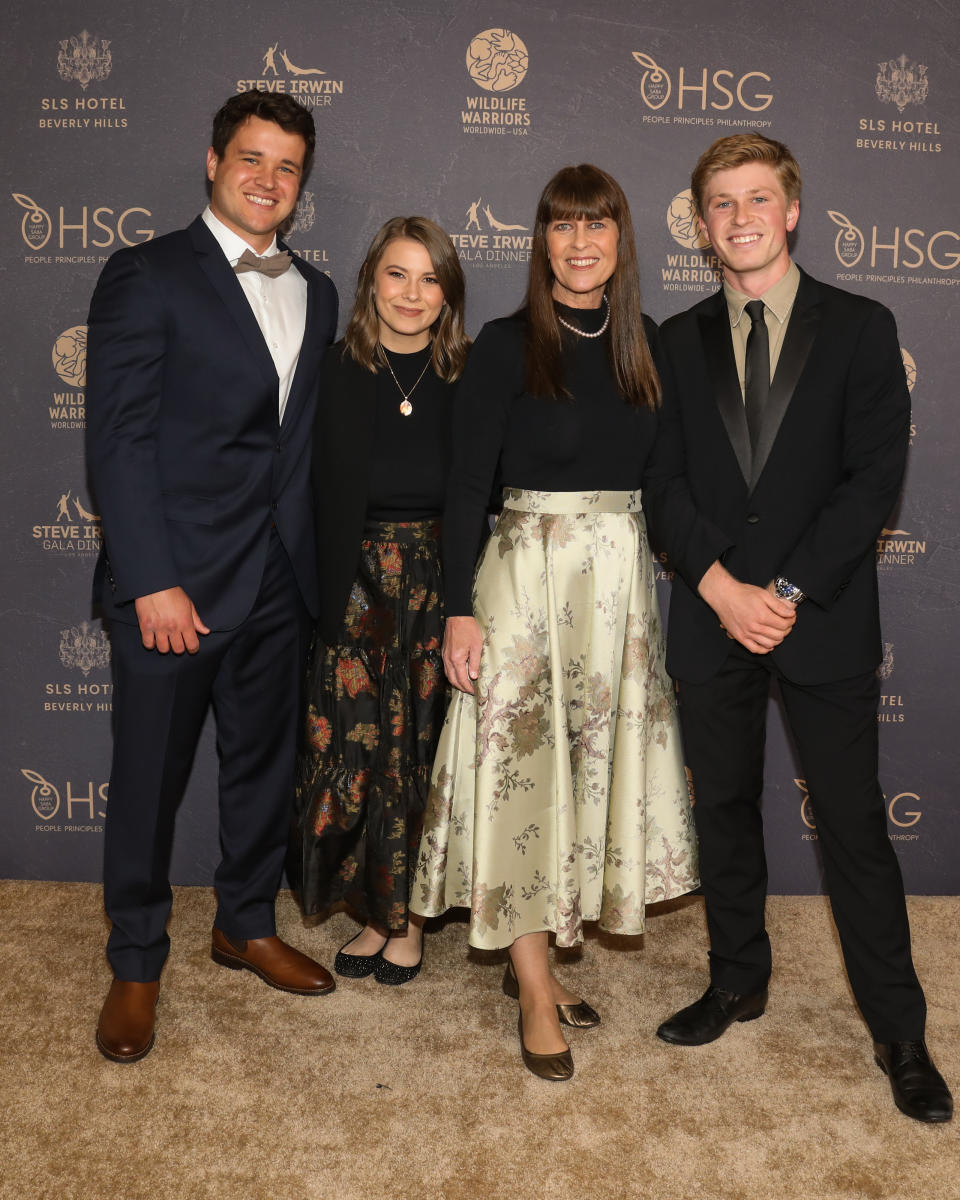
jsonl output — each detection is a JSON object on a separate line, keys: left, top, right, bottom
{"left": 59, "top": 621, "right": 111, "bottom": 675}
{"left": 876, "top": 55, "right": 928, "bottom": 113}
{"left": 57, "top": 30, "right": 112, "bottom": 91}
{"left": 877, "top": 642, "right": 895, "bottom": 681}
{"left": 288, "top": 190, "right": 315, "bottom": 235}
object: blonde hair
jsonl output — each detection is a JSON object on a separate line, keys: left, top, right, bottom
{"left": 690, "top": 132, "right": 802, "bottom": 217}
{"left": 343, "top": 216, "right": 470, "bottom": 382}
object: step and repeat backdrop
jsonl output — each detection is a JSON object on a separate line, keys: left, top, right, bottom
{"left": 3, "top": 1, "right": 957, "bottom": 894}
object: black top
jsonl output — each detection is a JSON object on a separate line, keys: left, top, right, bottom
{"left": 443, "top": 303, "right": 663, "bottom": 614}
{"left": 367, "top": 343, "right": 450, "bottom": 519}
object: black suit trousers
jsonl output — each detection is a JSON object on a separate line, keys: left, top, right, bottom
{"left": 103, "top": 532, "right": 311, "bottom": 980}
{"left": 678, "top": 641, "right": 926, "bottom": 1042}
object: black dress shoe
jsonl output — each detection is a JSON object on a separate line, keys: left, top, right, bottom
{"left": 874, "top": 1041, "right": 953, "bottom": 1123}
{"left": 656, "top": 985, "right": 768, "bottom": 1045}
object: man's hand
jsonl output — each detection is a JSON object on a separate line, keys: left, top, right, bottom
{"left": 698, "top": 561, "right": 796, "bottom": 655}
{"left": 134, "top": 587, "right": 210, "bottom": 654}
{"left": 442, "top": 615, "right": 483, "bottom": 693}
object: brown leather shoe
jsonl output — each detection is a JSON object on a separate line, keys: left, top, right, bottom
{"left": 96, "top": 979, "right": 159, "bottom": 1063}
{"left": 210, "top": 928, "right": 335, "bottom": 995}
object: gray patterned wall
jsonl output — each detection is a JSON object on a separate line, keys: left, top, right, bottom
{"left": 3, "top": 1, "right": 957, "bottom": 895}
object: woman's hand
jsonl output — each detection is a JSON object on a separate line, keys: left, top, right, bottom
{"left": 442, "top": 615, "right": 483, "bottom": 693}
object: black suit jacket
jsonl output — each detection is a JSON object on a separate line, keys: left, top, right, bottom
{"left": 86, "top": 216, "right": 338, "bottom": 630}
{"left": 645, "top": 268, "right": 909, "bottom": 686}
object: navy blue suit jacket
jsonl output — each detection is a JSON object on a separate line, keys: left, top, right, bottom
{"left": 86, "top": 215, "right": 338, "bottom": 630}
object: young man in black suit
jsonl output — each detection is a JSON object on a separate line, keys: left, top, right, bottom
{"left": 86, "top": 92, "right": 339, "bottom": 1062}
{"left": 645, "top": 133, "right": 951, "bottom": 1123}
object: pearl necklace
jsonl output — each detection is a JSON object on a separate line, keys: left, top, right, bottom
{"left": 556, "top": 294, "right": 610, "bottom": 339}
{"left": 379, "top": 344, "right": 431, "bottom": 416}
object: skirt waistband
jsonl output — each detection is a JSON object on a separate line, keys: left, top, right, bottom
{"left": 501, "top": 488, "right": 642, "bottom": 514}
{"left": 362, "top": 517, "right": 440, "bottom": 544}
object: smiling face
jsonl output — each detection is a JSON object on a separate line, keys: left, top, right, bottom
{"left": 373, "top": 238, "right": 445, "bottom": 352}
{"left": 546, "top": 216, "right": 619, "bottom": 309}
{"left": 206, "top": 115, "right": 306, "bottom": 253}
{"left": 699, "top": 162, "right": 799, "bottom": 296}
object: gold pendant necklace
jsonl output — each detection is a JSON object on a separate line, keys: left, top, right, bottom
{"left": 380, "top": 344, "right": 431, "bottom": 417}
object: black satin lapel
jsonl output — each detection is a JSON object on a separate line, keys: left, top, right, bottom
{"left": 191, "top": 222, "right": 277, "bottom": 389}
{"left": 749, "top": 303, "right": 821, "bottom": 490}
{"left": 700, "top": 308, "right": 752, "bottom": 486}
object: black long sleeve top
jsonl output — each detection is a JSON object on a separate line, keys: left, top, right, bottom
{"left": 442, "top": 303, "right": 663, "bottom": 614}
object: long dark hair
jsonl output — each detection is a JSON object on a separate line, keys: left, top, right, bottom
{"left": 523, "top": 164, "right": 660, "bottom": 410}
{"left": 343, "top": 216, "right": 470, "bottom": 383}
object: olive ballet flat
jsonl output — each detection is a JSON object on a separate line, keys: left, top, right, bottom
{"left": 501, "top": 962, "right": 601, "bottom": 1029}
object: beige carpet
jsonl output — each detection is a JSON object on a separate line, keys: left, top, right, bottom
{"left": 0, "top": 882, "right": 956, "bottom": 1200}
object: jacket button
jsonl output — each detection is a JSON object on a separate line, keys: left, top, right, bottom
{"left": 271, "top": 502, "right": 278, "bottom": 512}
{"left": 276, "top": 443, "right": 282, "bottom": 452}
{"left": 746, "top": 513, "right": 760, "bottom": 524}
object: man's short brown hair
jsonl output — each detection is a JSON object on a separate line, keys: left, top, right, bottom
{"left": 690, "top": 132, "right": 801, "bottom": 217}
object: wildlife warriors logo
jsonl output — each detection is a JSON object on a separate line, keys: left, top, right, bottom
{"left": 633, "top": 52, "right": 671, "bottom": 108}
{"left": 827, "top": 210, "right": 865, "bottom": 267}
{"left": 667, "top": 190, "right": 710, "bottom": 251}
{"left": 287, "top": 190, "right": 315, "bottom": 235}
{"left": 57, "top": 30, "right": 112, "bottom": 90}
{"left": 876, "top": 55, "right": 928, "bottom": 113}
{"left": 13, "top": 194, "right": 53, "bottom": 250}
{"left": 59, "top": 622, "right": 111, "bottom": 676}
{"left": 466, "top": 29, "right": 529, "bottom": 93}
{"left": 52, "top": 326, "right": 86, "bottom": 387}
{"left": 22, "top": 769, "right": 61, "bottom": 820}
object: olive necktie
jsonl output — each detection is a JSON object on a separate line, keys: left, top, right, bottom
{"left": 744, "top": 299, "right": 769, "bottom": 452}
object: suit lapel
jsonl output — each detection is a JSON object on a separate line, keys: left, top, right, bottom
{"left": 699, "top": 301, "right": 752, "bottom": 486}
{"left": 749, "top": 272, "right": 822, "bottom": 490}
{"left": 188, "top": 216, "right": 278, "bottom": 392}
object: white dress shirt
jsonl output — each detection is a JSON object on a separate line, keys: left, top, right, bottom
{"left": 202, "top": 205, "right": 307, "bottom": 422}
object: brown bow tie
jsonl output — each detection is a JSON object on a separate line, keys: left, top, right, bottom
{"left": 233, "top": 248, "right": 293, "bottom": 278}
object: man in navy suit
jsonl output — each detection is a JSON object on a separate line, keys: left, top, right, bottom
{"left": 645, "top": 133, "right": 951, "bottom": 1122}
{"left": 87, "top": 92, "right": 338, "bottom": 1062}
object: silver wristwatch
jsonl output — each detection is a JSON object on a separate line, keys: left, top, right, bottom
{"left": 774, "top": 576, "right": 806, "bottom": 605}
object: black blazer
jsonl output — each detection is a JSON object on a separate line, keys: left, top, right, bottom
{"left": 644, "top": 268, "right": 909, "bottom": 686}
{"left": 86, "top": 216, "right": 338, "bottom": 630}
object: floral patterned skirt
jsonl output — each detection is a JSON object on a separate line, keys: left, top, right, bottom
{"left": 292, "top": 518, "right": 445, "bottom": 928}
{"left": 410, "top": 489, "right": 698, "bottom": 950}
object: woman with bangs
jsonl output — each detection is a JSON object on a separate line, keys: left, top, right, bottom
{"left": 293, "top": 216, "right": 469, "bottom": 985}
{"left": 411, "top": 166, "right": 698, "bottom": 1078}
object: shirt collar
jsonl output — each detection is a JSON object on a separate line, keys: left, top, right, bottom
{"left": 202, "top": 205, "right": 278, "bottom": 266}
{"left": 724, "top": 260, "right": 801, "bottom": 328}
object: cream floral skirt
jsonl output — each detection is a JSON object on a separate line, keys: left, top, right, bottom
{"left": 411, "top": 489, "right": 698, "bottom": 950}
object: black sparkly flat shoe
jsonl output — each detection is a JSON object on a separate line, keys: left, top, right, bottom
{"left": 374, "top": 948, "right": 423, "bottom": 986}
{"left": 333, "top": 933, "right": 384, "bottom": 979}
